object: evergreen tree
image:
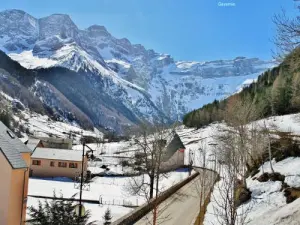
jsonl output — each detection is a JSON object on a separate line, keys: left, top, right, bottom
{"left": 0, "top": 109, "right": 11, "bottom": 128}
{"left": 291, "top": 72, "right": 300, "bottom": 110}
{"left": 271, "top": 70, "right": 292, "bottom": 115}
{"left": 103, "top": 207, "right": 112, "bottom": 225}
{"left": 27, "top": 193, "right": 97, "bottom": 225}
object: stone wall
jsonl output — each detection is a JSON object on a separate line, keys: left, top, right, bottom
{"left": 112, "top": 172, "right": 199, "bottom": 225}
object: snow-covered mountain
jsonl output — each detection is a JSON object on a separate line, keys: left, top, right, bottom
{"left": 0, "top": 9, "right": 275, "bottom": 131}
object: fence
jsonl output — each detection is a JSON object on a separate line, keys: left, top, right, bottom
{"left": 99, "top": 196, "right": 139, "bottom": 208}
{"left": 112, "top": 172, "right": 200, "bottom": 225}
{"left": 28, "top": 195, "right": 140, "bottom": 208}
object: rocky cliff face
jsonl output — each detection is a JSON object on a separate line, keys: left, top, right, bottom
{"left": 0, "top": 9, "right": 275, "bottom": 131}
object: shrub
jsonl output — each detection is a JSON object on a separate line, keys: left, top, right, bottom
{"left": 257, "top": 172, "right": 285, "bottom": 182}
{"left": 103, "top": 207, "right": 112, "bottom": 225}
{"left": 27, "top": 192, "right": 97, "bottom": 225}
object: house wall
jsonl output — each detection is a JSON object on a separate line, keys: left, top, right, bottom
{"left": 161, "top": 150, "right": 185, "bottom": 171}
{"left": 0, "top": 153, "right": 12, "bottom": 225}
{"left": 30, "top": 157, "right": 87, "bottom": 179}
{"left": 21, "top": 152, "right": 31, "bottom": 224}
{"left": 41, "top": 141, "right": 72, "bottom": 149}
{"left": 8, "top": 168, "right": 27, "bottom": 225}
{"left": 35, "top": 141, "right": 44, "bottom": 149}
{"left": 40, "top": 138, "right": 72, "bottom": 149}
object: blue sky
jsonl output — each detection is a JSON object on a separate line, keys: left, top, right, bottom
{"left": 0, "top": 0, "right": 297, "bottom": 61}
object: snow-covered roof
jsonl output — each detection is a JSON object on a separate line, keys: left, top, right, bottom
{"left": 31, "top": 148, "right": 83, "bottom": 161}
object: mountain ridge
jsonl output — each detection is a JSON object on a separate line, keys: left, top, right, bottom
{"left": 0, "top": 9, "right": 275, "bottom": 131}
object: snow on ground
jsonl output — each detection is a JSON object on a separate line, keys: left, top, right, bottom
{"left": 27, "top": 197, "right": 132, "bottom": 225}
{"left": 176, "top": 123, "right": 223, "bottom": 168}
{"left": 27, "top": 171, "right": 189, "bottom": 223}
{"left": 73, "top": 141, "right": 133, "bottom": 156}
{"left": 23, "top": 111, "right": 300, "bottom": 224}
{"left": 177, "top": 113, "right": 300, "bottom": 170}
{"left": 79, "top": 124, "right": 221, "bottom": 176}
{"left": 73, "top": 141, "right": 140, "bottom": 175}
{"left": 14, "top": 110, "right": 103, "bottom": 144}
{"left": 243, "top": 157, "right": 300, "bottom": 225}
{"left": 203, "top": 154, "right": 300, "bottom": 224}
{"left": 235, "top": 78, "right": 257, "bottom": 93}
{"left": 22, "top": 112, "right": 300, "bottom": 224}
{"left": 254, "top": 157, "right": 300, "bottom": 188}
{"left": 203, "top": 164, "right": 290, "bottom": 225}
{"left": 28, "top": 171, "right": 189, "bottom": 205}
{"left": 255, "top": 113, "right": 300, "bottom": 136}
{"left": 2, "top": 91, "right": 103, "bottom": 143}
{"left": 178, "top": 113, "right": 300, "bottom": 225}
{"left": 248, "top": 197, "right": 300, "bottom": 225}
{"left": 9, "top": 50, "right": 57, "bottom": 69}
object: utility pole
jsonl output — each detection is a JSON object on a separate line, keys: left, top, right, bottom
{"left": 74, "top": 135, "right": 94, "bottom": 223}
{"left": 208, "top": 143, "right": 218, "bottom": 180}
{"left": 189, "top": 149, "right": 194, "bottom": 176}
{"left": 78, "top": 137, "right": 85, "bottom": 224}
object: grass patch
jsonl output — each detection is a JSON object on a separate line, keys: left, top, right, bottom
{"left": 284, "top": 187, "right": 300, "bottom": 203}
{"left": 194, "top": 193, "right": 212, "bottom": 225}
{"left": 234, "top": 181, "right": 251, "bottom": 207}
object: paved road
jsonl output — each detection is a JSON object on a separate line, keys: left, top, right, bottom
{"left": 135, "top": 169, "right": 215, "bottom": 225}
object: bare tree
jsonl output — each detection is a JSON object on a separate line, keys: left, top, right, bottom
{"left": 224, "top": 95, "right": 258, "bottom": 187}
{"left": 273, "top": 2, "right": 300, "bottom": 60}
{"left": 193, "top": 141, "right": 216, "bottom": 225}
{"left": 211, "top": 128, "right": 252, "bottom": 225}
{"left": 259, "top": 120, "right": 280, "bottom": 174}
{"left": 212, "top": 168, "right": 252, "bottom": 225}
{"left": 246, "top": 123, "right": 266, "bottom": 174}
{"left": 126, "top": 122, "right": 175, "bottom": 225}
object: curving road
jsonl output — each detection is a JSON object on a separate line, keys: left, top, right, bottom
{"left": 135, "top": 169, "right": 215, "bottom": 225}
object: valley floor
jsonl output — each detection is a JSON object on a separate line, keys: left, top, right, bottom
{"left": 27, "top": 171, "right": 190, "bottom": 224}
{"left": 25, "top": 112, "right": 300, "bottom": 224}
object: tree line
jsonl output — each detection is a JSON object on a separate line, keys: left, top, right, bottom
{"left": 183, "top": 47, "right": 300, "bottom": 128}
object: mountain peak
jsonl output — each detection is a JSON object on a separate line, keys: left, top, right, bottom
{"left": 49, "top": 13, "right": 70, "bottom": 17}
{"left": 2, "top": 9, "right": 27, "bottom": 15}
{"left": 40, "top": 13, "right": 76, "bottom": 26}
{"left": 0, "top": 9, "right": 38, "bottom": 51}
{"left": 0, "top": 9, "right": 37, "bottom": 22}
{"left": 87, "top": 25, "right": 111, "bottom": 37}
{"left": 39, "top": 13, "right": 78, "bottom": 40}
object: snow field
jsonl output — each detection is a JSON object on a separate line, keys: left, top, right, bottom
{"left": 27, "top": 171, "right": 190, "bottom": 223}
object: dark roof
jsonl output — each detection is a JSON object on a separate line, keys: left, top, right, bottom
{"left": 23, "top": 138, "right": 42, "bottom": 152}
{"left": 0, "top": 122, "right": 29, "bottom": 169}
{"left": 163, "top": 133, "right": 185, "bottom": 161}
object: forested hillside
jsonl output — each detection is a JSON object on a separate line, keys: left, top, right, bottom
{"left": 183, "top": 48, "right": 300, "bottom": 128}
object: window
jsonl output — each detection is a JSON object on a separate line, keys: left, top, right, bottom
{"left": 32, "top": 160, "right": 41, "bottom": 166}
{"left": 69, "top": 163, "right": 78, "bottom": 168}
{"left": 50, "top": 161, "right": 55, "bottom": 167}
{"left": 58, "top": 162, "right": 67, "bottom": 168}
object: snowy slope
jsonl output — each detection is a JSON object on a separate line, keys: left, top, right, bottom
{"left": 14, "top": 111, "right": 103, "bottom": 144}
{"left": 0, "top": 9, "right": 275, "bottom": 129}
{"left": 176, "top": 113, "right": 300, "bottom": 225}
{"left": 237, "top": 157, "right": 300, "bottom": 225}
